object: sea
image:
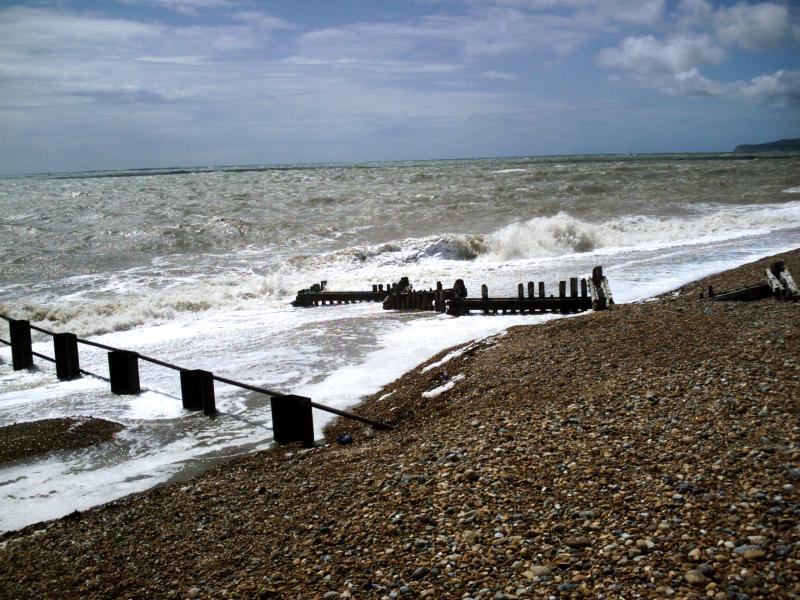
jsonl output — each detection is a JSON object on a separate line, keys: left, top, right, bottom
{"left": 1, "top": 153, "right": 799, "bottom": 532}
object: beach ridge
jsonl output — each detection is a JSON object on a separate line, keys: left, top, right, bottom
{"left": 1, "top": 249, "right": 798, "bottom": 599}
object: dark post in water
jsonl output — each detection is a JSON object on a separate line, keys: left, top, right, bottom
{"left": 180, "top": 369, "right": 216, "bottom": 416}
{"left": 9, "top": 319, "right": 33, "bottom": 371}
{"left": 108, "top": 350, "right": 141, "bottom": 395}
{"left": 53, "top": 332, "right": 80, "bottom": 381}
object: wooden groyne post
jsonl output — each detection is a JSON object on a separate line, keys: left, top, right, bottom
{"left": 108, "top": 351, "right": 141, "bottom": 395}
{"left": 9, "top": 319, "right": 33, "bottom": 371}
{"left": 270, "top": 395, "right": 314, "bottom": 448}
{"left": 180, "top": 369, "right": 216, "bottom": 416}
{"left": 54, "top": 332, "right": 81, "bottom": 381}
{"left": 589, "top": 266, "right": 614, "bottom": 310}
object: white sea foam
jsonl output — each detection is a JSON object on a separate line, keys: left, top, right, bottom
{"left": 783, "top": 186, "right": 800, "bottom": 194}
{"left": 483, "top": 202, "right": 800, "bottom": 260}
{"left": 421, "top": 348, "right": 470, "bottom": 373}
{"left": 0, "top": 271, "right": 294, "bottom": 337}
{"left": 422, "top": 374, "right": 465, "bottom": 399}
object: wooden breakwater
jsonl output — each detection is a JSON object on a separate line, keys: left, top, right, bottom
{"left": 382, "top": 279, "right": 468, "bottom": 312}
{"left": 0, "top": 315, "right": 391, "bottom": 448}
{"left": 292, "top": 278, "right": 410, "bottom": 307}
{"left": 448, "top": 267, "right": 612, "bottom": 315}
{"left": 292, "top": 266, "right": 614, "bottom": 316}
{"left": 704, "top": 261, "right": 799, "bottom": 302}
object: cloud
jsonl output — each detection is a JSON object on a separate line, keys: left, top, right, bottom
{"left": 231, "top": 11, "right": 296, "bottom": 31}
{"left": 714, "top": 2, "right": 790, "bottom": 51}
{"left": 597, "top": 33, "right": 800, "bottom": 107}
{"left": 295, "top": 7, "right": 592, "bottom": 67}
{"left": 675, "top": 0, "right": 714, "bottom": 27}
{"left": 119, "top": 0, "right": 240, "bottom": 16}
{"left": 737, "top": 69, "right": 800, "bottom": 107}
{"left": 595, "top": 3, "right": 800, "bottom": 107}
{"left": 496, "top": 0, "right": 666, "bottom": 26}
{"left": 596, "top": 34, "right": 724, "bottom": 76}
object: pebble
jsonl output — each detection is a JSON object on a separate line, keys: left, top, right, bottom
{"left": 564, "top": 536, "right": 591, "bottom": 548}
{"left": 3, "top": 253, "right": 799, "bottom": 600}
{"left": 462, "top": 530, "right": 480, "bottom": 544}
{"left": 734, "top": 545, "right": 766, "bottom": 560}
{"left": 464, "top": 469, "right": 480, "bottom": 481}
{"left": 685, "top": 570, "right": 709, "bottom": 586}
{"left": 531, "top": 564, "right": 550, "bottom": 576}
{"left": 411, "top": 567, "right": 430, "bottom": 580}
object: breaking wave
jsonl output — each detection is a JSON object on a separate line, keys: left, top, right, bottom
{"left": 326, "top": 234, "right": 489, "bottom": 266}
{"left": 483, "top": 202, "right": 800, "bottom": 261}
{"left": 0, "top": 273, "right": 291, "bottom": 337}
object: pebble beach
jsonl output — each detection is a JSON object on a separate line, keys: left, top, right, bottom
{"left": 0, "top": 249, "right": 798, "bottom": 599}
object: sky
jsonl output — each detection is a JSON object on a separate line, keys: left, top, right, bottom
{"left": 0, "top": 0, "right": 799, "bottom": 175}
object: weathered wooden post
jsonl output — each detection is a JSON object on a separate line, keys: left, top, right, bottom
{"left": 538, "top": 282, "right": 545, "bottom": 298}
{"left": 108, "top": 350, "right": 140, "bottom": 394}
{"left": 180, "top": 369, "right": 216, "bottom": 416}
{"left": 434, "top": 282, "right": 443, "bottom": 312}
{"left": 570, "top": 278, "right": 578, "bottom": 298}
{"left": 372, "top": 284, "right": 378, "bottom": 292}
{"left": 9, "top": 319, "right": 33, "bottom": 371}
{"left": 592, "top": 266, "right": 603, "bottom": 286}
{"left": 559, "top": 281, "right": 566, "bottom": 299}
{"left": 482, "top": 284, "right": 489, "bottom": 314}
{"left": 518, "top": 283, "right": 524, "bottom": 299}
{"left": 528, "top": 282, "right": 535, "bottom": 299}
{"left": 379, "top": 284, "right": 384, "bottom": 292}
{"left": 270, "top": 394, "right": 314, "bottom": 448}
{"left": 581, "top": 279, "right": 588, "bottom": 298}
{"left": 53, "top": 332, "right": 80, "bottom": 381}
{"left": 591, "top": 266, "right": 607, "bottom": 310}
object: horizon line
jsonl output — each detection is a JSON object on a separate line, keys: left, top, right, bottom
{"left": 4, "top": 147, "right": 799, "bottom": 179}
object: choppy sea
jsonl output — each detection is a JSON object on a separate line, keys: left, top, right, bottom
{"left": 1, "top": 153, "right": 799, "bottom": 532}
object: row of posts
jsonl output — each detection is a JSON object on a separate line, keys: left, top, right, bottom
{"left": 479, "top": 278, "right": 588, "bottom": 301}
{"left": 4, "top": 318, "right": 316, "bottom": 446}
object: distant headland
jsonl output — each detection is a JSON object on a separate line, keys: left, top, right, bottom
{"left": 734, "top": 138, "right": 800, "bottom": 153}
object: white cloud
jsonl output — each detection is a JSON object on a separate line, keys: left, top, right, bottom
{"left": 497, "top": 0, "right": 666, "bottom": 26}
{"left": 295, "top": 7, "right": 591, "bottom": 66}
{"left": 737, "top": 69, "right": 800, "bottom": 107}
{"left": 119, "top": 0, "right": 239, "bottom": 16}
{"left": 231, "top": 11, "right": 296, "bottom": 31}
{"left": 714, "top": 2, "right": 790, "bottom": 51}
{"left": 596, "top": 34, "right": 725, "bottom": 76}
{"left": 597, "top": 29, "right": 800, "bottom": 107}
{"left": 675, "top": 0, "right": 713, "bottom": 27}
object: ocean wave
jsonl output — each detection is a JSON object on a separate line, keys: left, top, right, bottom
{"left": 326, "top": 234, "right": 489, "bottom": 266}
{"left": 483, "top": 202, "right": 800, "bottom": 260}
{"left": 783, "top": 186, "right": 800, "bottom": 194}
{"left": 0, "top": 273, "right": 291, "bottom": 337}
